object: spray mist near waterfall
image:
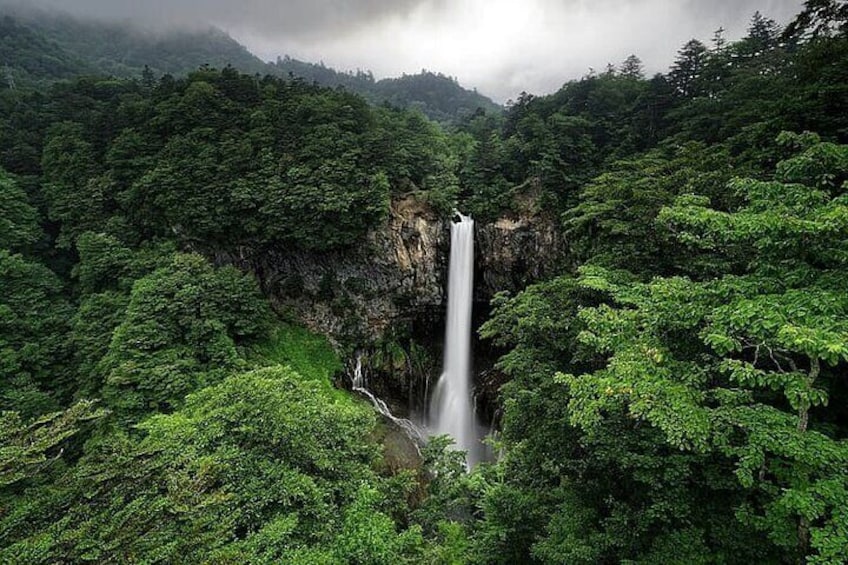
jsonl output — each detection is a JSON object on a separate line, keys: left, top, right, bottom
{"left": 428, "top": 213, "right": 486, "bottom": 466}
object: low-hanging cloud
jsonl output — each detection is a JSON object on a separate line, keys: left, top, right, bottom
{"left": 6, "top": 0, "right": 440, "bottom": 38}
{"left": 5, "top": 0, "right": 804, "bottom": 102}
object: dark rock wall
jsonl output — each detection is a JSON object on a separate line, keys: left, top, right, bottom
{"left": 218, "top": 193, "right": 565, "bottom": 342}
{"left": 476, "top": 215, "right": 567, "bottom": 302}
{"left": 216, "top": 193, "right": 567, "bottom": 418}
{"left": 217, "top": 194, "right": 448, "bottom": 342}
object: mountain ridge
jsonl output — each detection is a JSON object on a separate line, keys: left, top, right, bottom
{"left": 0, "top": 7, "right": 501, "bottom": 122}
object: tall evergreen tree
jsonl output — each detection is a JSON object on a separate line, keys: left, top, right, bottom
{"left": 619, "top": 54, "right": 644, "bottom": 79}
{"left": 668, "top": 39, "right": 709, "bottom": 98}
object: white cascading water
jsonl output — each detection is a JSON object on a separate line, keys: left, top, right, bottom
{"left": 350, "top": 354, "right": 427, "bottom": 447}
{"left": 428, "top": 213, "right": 483, "bottom": 466}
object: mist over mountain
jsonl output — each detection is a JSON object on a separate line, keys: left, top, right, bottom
{"left": 0, "top": 6, "right": 500, "bottom": 122}
{"left": 5, "top": 0, "right": 804, "bottom": 101}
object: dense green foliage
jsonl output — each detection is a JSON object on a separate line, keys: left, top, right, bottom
{"left": 0, "top": 14, "right": 90, "bottom": 87}
{"left": 2, "top": 65, "right": 466, "bottom": 252}
{"left": 0, "top": 237, "right": 443, "bottom": 561}
{"left": 465, "top": 4, "right": 848, "bottom": 564}
{"left": 272, "top": 58, "right": 502, "bottom": 124}
{"left": 0, "top": 60, "right": 466, "bottom": 558}
{"left": 2, "top": 2, "right": 848, "bottom": 563}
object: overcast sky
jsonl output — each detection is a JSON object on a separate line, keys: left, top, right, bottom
{"left": 13, "top": 0, "right": 804, "bottom": 102}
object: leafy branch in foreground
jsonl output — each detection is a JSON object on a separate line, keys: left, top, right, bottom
{"left": 0, "top": 400, "right": 107, "bottom": 486}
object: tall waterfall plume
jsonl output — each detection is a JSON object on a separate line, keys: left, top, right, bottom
{"left": 428, "top": 213, "right": 484, "bottom": 466}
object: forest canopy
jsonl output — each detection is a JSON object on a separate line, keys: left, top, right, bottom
{"left": 1, "top": 1, "right": 848, "bottom": 563}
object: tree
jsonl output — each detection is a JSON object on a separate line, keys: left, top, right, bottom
{"left": 0, "top": 168, "right": 39, "bottom": 251}
{"left": 619, "top": 54, "right": 644, "bottom": 79}
{"left": 477, "top": 270, "right": 771, "bottom": 563}
{"left": 668, "top": 39, "right": 709, "bottom": 98}
{"left": 558, "top": 136, "right": 848, "bottom": 563}
{"left": 100, "top": 253, "right": 271, "bottom": 422}
{"left": 0, "top": 400, "right": 105, "bottom": 487}
{"left": 783, "top": 0, "right": 848, "bottom": 40}
{"left": 740, "top": 11, "right": 781, "bottom": 58}
{"left": 711, "top": 27, "right": 728, "bottom": 52}
{"left": 0, "top": 365, "right": 430, "bottom": 563}
{"left": 41, "top": 122, "right": 107, "bottom": 247}
{"left": 141, "top": 64, "right": 155, "bottom": 89}
{"left": 748, "top": 11, "right": 780, "bottom": 43}
{"left": 565, "top": 142, "right": 742, "bottom": 275}
{"left": 0, "top": 250, "right": 73, "bottom": 415}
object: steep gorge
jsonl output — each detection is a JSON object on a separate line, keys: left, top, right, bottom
{"left": 215, "top": 192, "right": 567, "bottom": 426}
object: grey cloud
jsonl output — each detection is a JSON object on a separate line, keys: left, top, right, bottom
{"left": 685, "top": 0, "right": 802, "bottom": 24}
{"left": 535, "top": 0, "right": 799, "bottom": 22}
{"left": 2, "top": 0, "right": 807, "bottom": 102}
{"left": 5, "top": 0, "right": 439, "bottom": 39}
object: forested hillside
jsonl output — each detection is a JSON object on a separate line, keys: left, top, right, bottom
{"left": 1, "top": 1, "right": 848, "bottom": 563}
{"left": 0, "top": 14, "right": 91, "bottom": 86}
{"left": 0, "top": 7, "right": 499, "bottom": 122}
{"left": 271, "top": 57, "right": 502, "bottom": 123}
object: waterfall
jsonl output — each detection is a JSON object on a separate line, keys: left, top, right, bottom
{"left": 350, "top": 354, "right": 427, "bottom": 447}
{"left": 428, "top": 213, "right": 484, "bottom": 466}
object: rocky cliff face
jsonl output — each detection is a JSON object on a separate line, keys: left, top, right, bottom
{"left": 476, "top": 214, "right": 566, "bottom": 302}
{"left": 218, "top": 193, "right": 566, "bottom": 343}
{"left": 218, "top": 194, "right": 446, "bottom": 342}
{"left": 215, "top": 192, "right": 566, "bottom": 426}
